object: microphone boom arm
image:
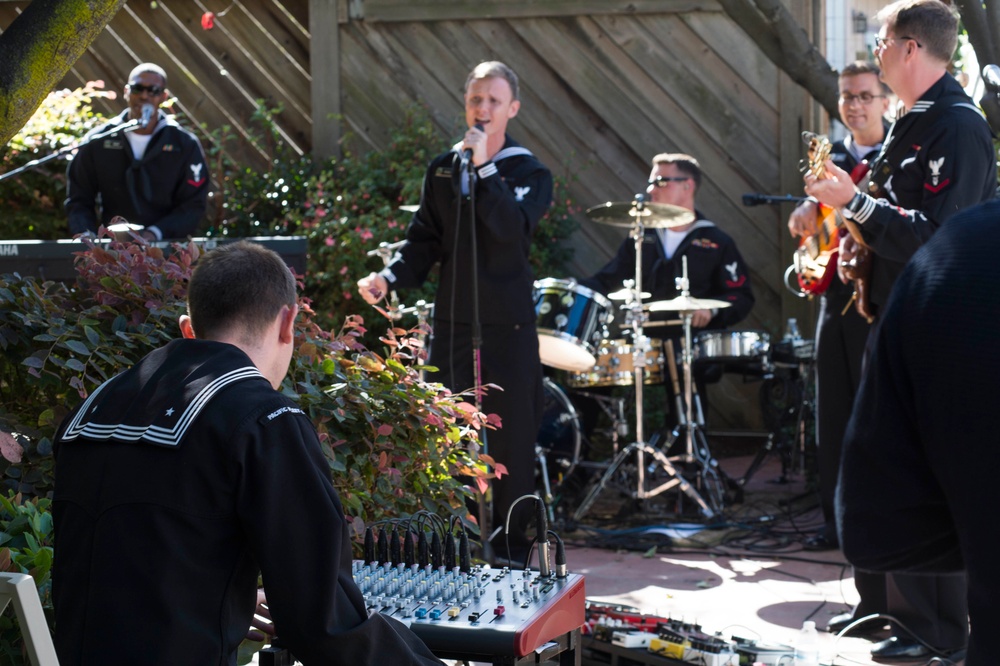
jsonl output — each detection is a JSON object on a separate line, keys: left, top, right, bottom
{"left": 0, "top": 118, "right": 144, "bottom": 183}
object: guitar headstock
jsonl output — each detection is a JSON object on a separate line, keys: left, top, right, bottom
{"left": 800, "top": 132, "right": 832, "bottom": 178}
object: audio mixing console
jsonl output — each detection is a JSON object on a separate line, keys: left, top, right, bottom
{"left": 352, "top": 560, "right": 585, "bottom": 663}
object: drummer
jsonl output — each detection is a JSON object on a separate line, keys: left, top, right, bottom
{"left": 581, "top": 153, "right": 755, "bottom": 414}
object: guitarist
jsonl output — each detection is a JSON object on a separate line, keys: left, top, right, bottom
{"left": 786, "top": 61, "right": 890, "bottom": 630}
{"left": 806, "top": 0, "right": 997, "bottom": 662}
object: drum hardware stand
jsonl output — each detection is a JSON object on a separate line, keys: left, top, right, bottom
{"left": 574, "top": 196, "right": 713, "bottom": 523}
{"left": 744, "top": 355, "right": 815, "bottom": 488}
{"left": 656, "top": 259, "right": 727, "bottom": 514}
{"left": 366, "top": 241, "right": 407, "bottom": 320}
{"left": 368, "top": 243, "right": 433, "bottom": 380}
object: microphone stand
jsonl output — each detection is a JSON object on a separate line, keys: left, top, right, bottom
{"left": 0, "top": 118, "right": 144, "bottom": 183}
{"left": 741, "top": 193, "right": 807, "bottom": 207}
{"left": 463, "top": 152, "right": 495, "bottom": 563}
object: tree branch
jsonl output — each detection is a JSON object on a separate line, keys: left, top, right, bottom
{"left": 716, "top": 0, "right": 839, "bottom": 119}
{"left": 0, "top": 0, "right": 127, "bottom": 146}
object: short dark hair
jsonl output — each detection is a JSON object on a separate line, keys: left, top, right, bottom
{"left": 840, "top": 61, "right": 891, "bottom": 95}
{"left": 877, "top": 0, "right": 958, "bottom": 64}
{"left": 128, "top": 62, "right": 168, "bottom": 88}
{"left": 186, "top": 241, "right": 296, "bottom": 342}
{"left": 651, "top": 153, "right": 702, "bottom": 191}
{"left": 465, "top": 61, "right": 519, "bottom": 101}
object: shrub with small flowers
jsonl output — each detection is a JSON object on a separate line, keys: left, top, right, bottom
{"left": 0, "top": 81, "right": 116, "bottom": 241}
{"left": 0, "top": 234, "right": 495, "bottom": 663}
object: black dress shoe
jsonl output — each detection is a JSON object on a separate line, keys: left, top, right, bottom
{"left": 870, "top": 637, "right": 931, "bottom": 662}
{"left": 826, "top": 612, "right": 890, "bottom": 638}
{"left": 826, "top": 611, "right": 856, "bottom": 634}
{"left": 803, "top": 533, "right": 839, "bottom": 551}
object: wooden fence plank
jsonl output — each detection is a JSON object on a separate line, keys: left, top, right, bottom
{"left": 356, "top": 0, "right": 722, "bottom": 22}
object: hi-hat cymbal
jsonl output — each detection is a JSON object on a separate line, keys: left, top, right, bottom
{"left": 647, "top": 295, "right": 732, "bottom": 312}
{"left": 620, "top": 319, "right": 682, "bottom": 329}
{"left": 586, "top": 201, "right": 695, "bottom": 229}
{"left": 607, "top": 288, "right": 651, "bottom": 301}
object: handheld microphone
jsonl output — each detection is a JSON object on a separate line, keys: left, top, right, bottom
{"left": 983, "top": 64, "right": 1000, "bottom": 92}
{"left": 140, "top": 103, "right": 155, "bottom": 130}
{"left": 461, "top": 123, "right": 485, "bottom": 163}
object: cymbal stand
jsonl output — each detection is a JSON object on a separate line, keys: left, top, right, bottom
{"left": 574, "top": 197, "right": 713, "bottom": 522}
{"left": 663, "top": 257, "right": 726, "bottom": 513}
{"left": 367, "top": 241, "right": 433, "bottom": 378}
{"left": 366, "top": 241, "right": 408, "bottom": 320}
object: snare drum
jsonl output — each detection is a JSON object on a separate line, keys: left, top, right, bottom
{"left": 692, "top": 330, "right": 770, "bottom": 364}
{"left": 565, "top": 338, "right": 665, "bottom": 388}
{"left": 533, "top": 278, "right": 612, "bottom": 372}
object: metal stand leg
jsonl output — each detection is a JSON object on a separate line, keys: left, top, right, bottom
{"left": 572, "top": 439, "right": 714, "bottom": 522}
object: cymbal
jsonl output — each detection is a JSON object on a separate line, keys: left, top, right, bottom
{"left": 620, "top": 319, "right": 682, "bottom": 329}
{"left": 647, "top": 295, "right": 732, "bottom": 312}
{"left": 607, "top": 288, "right": 651, "bottom": 301}
{"left": 585, "top": 201, "right": 695, "bottom": 229}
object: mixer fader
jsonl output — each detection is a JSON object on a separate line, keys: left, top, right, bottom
{"left": 352, "top": 560, "right": 585, "bottom": 663}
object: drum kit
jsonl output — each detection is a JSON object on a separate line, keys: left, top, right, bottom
{"left": 372, "top": 201, "right": 781, "bottom": 525}
{"left": 532, "top": 196, "right": 771, "bottom": 522}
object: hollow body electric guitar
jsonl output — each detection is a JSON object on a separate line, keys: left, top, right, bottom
{"left": 793, "top": 134, "right": 873, "bottom": 317}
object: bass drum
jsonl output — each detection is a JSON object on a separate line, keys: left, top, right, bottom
{"left": 535, "top": 378, "right": 581, "bottom": 494}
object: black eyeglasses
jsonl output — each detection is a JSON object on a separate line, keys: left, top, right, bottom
{"left": 874, "top": 34, "right": 923, "bottom": 50}
{"left": 128, "top": 83, "right": 164, "bottom": 96}
{"left": 839, "top": 92, "right": 887, "bottom": 105}
{"left": 648, "top": 176, "right": 690, "bottom": 187}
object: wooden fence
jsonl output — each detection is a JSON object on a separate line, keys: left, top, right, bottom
{"left": 0, "top": 0, "right": 825, "bottom": 429}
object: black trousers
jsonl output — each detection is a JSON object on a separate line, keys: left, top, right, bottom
{"left": 845, "top": 306, "right": 968, "bottom": 650}
{"left": 815, "top": 285, "right": 870, "bottom": 539}
{"left": 427, "top": 319, "right": 544, "bottom": 549}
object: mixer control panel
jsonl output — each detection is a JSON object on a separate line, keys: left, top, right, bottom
{"left": 352, "top": 560, "right": 585, "bottom": 658}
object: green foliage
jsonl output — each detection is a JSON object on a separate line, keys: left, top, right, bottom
{"left": 0, "top": 233, "right": 490, "bottom": 525}
{"left": 0, "top": 492, "right": 54, "bottom": 666}
{"left": 0, "top": 82, "right": 115, "bottom": 241}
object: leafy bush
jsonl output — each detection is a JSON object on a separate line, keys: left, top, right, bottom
{"left": 0, "top": 232, "right": 491, "bottom": 520}
{"left": 0, "top": 82, "right": 116, "bottom": 241}
{"left": 0, "top": 492, "right": 54, "bottom": 666}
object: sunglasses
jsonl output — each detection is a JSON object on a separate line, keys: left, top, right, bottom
{"left": 128, "top": 83, "right": 165, "bottom": 96}
{"left": 648, "top": 176, "right": 690, "bottom": 187}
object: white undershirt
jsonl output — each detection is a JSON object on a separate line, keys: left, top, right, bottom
{"left": 659, "top": 228, "right": 689, "bottom": 259}
{"left": 125, "top": 132, "right": 153, "bottom": 160}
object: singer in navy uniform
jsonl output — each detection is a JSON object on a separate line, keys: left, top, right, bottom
{"left": 65, "top": 62, "right": 209, "bottom": 241}
{"left": 52, "top": 241, "right": 444, "bottom": 666}
{"left": 357, "top": 61, "right": 553, "bottom": 562}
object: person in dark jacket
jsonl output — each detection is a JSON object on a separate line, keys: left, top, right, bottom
{"left": 581, "top": 153, "right": 754, "bottom": 432}
{"left": 807, "top": 0, "right": 996, "bottom": 661}
{"left": 785, "top": 61, "right": 889, "bottom": 636}
{"left": 357, "top": 61, "right": 553, "bottom": 563}
{"left": 65, "top": 62, "right": 209, "bottom": 240}
{"left": 838, "top": 199, "right": 1000, "bottom": 666}
{"left": 584, "top": 153, "right": 754, "bottom": 332}
{"left": 52, "top": 241, "right": 443, "bottom": 666}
